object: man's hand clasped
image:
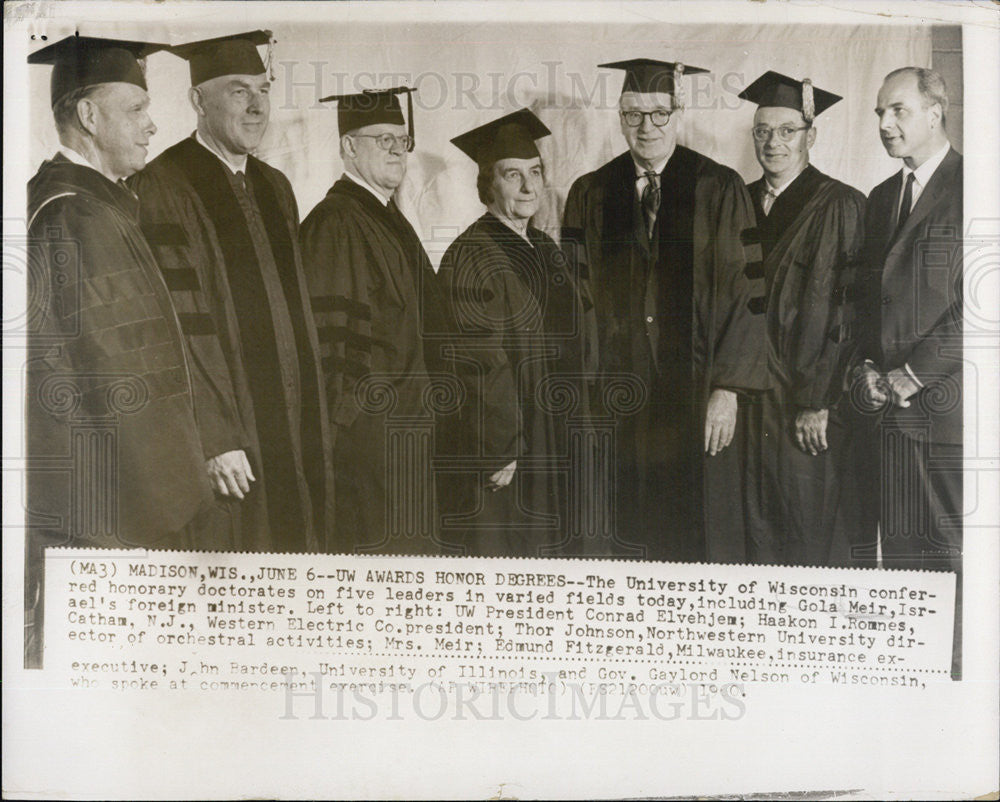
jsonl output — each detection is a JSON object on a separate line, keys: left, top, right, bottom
{"left": 206, "top": 449, "right": 256, "bottom": 500}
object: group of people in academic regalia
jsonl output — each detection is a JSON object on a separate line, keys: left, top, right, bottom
{"left": 25, "top": 30, "right": 963, "bottom": 669}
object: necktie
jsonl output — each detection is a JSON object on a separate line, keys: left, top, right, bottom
{"left": 762, "top": 187, "right": 778, "bottom": 216}
{"left": 895, "top": 172, "right": 916, "bottom": 236}
{"left": 234, "top": 170, "right": 247, "bottom": 192}
{"left": 640, "top": 171, "right": 660, "bottom": 236}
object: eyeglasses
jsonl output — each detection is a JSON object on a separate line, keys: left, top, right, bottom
{"left": 620, "top": 109, "right": 674, "bottom": 128}
{"left": 350, "top": 133, "right": 414, "bottom": 152}
{"left": 752, "top": 125, "right": 810, "bottom": 143}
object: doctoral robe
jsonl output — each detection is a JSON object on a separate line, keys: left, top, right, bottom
{"left": 719, "top": 165, "right": 866, "bottom": 566}
{"left": 562, "top": 147, "right": 766, "bottom": 561}
{"left": 25, "top": 155, "right": 212, "bottom": 664}
{"left": 130, "top": 137, "right": 333, "bottom": 552}
{"left": 436, "top": 213, "right": 600, "bottom": 557}
{"left": 299, "top": 177, "right": 447, "bottom": 554}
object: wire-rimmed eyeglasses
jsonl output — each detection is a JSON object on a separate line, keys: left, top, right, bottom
{"left": 752, "top": 125, "right": 810, "bottom": 143}
{"left": 350, "top": 133, "right": 414, "bottom": 152}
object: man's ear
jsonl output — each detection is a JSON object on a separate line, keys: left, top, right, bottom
{"left": 927, "top": 101, "right": 943, "bottom": 130}
{"left": 341, "top": 134, "right": 357, "bottom": 160}
{"left": 189, "top": 86, "right": 205, "bottom": 117}
{"left": 76, "top": 96, "right": 100, "bottom": 136}
{"left": 806, "top": 126, "right": 817, "bottom": 149}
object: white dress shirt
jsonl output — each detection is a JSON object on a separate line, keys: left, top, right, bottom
{"left": 195, "top": 130, "right": 248, "bottom": 174}
{"left": 632, "top": 155, "right": 669, "bottom": 200}
{"left": 896, "top": 140, "right": 950, "bottom": 220}
{"left": 344, "top": 170, "right": 391, "bottom": 207}
{"left": 59, "top": 147, "right": 138, "bottom": 198}
{"left": 59, "top": 147, "right": 104, "bottom": 174}
{"left": 763, "top": 164, "right": 807, "bottom": 198}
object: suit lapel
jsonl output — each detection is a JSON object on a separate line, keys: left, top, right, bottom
{"left": 876, "top": 171, "right": 903, "bottom": 255}
{"left": 888, "top": 148, "right": 961, "bottom": 250}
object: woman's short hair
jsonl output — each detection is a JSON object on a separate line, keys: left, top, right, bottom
{"left": 476, "top": 161, "right": 497, "bottom": 206}
{"left": 475, "top": 158, "right": 545, "bottom": 206}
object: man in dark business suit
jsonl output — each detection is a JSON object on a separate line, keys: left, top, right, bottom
{"left": 853, "top": 66, "right": 962, "bottom": 676}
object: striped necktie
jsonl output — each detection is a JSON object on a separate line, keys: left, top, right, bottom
{"left": 761, "top": 187, "right": 778, "bottom": 216}
{"left": 641, "top": 171, "right": 660, "bottom": 236}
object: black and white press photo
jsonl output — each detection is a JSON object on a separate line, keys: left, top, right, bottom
{"left": 3, "top": 1, "right": 998, "bottom": 799}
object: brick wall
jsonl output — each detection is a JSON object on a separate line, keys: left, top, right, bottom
{"left": 932, "top": 25, "right": 963, "bottom": 154}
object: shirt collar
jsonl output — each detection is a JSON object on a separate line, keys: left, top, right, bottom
{"left": 344, "top": 170, "right": 391, "bottom": 206}
{"left": 903, "top": 140, "right": 951, "bottom": 189}
{"left": 764, "top": 164, "right": 808, "bottom": 198}
{"left": 486, "top": 209, "right": 533, "bottom": 244}
{"left": 195, "top": 130, "right": 248, "bottom": 174}
{"left": 59, "top": 147, "right": 105, "bottom": 175}
{"left": 632, "top": 155, "right": 669, "bottom": 178}
{"left": 58, "top": 147, "right": 137, "bottom": 198}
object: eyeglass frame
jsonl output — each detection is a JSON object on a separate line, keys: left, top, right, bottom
{"left": 751, "top": 124, "right": 811, "bottom": 143}
{"left": 348, "top": 132, "right": 415, "bottom": 152}
{"left": 619, "top": 108, "right": 675, "bottom": 128}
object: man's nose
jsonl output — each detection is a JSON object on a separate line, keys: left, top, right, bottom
{"left": 145, "top": 113, "right": 157, "bottom": 137}
{"left": 638, "top": 113, "right": 656, "bottom": 133}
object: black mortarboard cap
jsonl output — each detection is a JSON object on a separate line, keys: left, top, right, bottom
{"left": 319, "top": 86, "right": 417, "bottom": 147}
{"left": 600, "top": 58, "right": 709, "bottom": 95}
{"left": 737, "top": 71, "right": 841, "bottom": 120}
{"left": 171, "top": 30, "right": 271, "bottom": 86}
{"left": 28, "top": 34, "right": 167, "bottom": 107}
{"left": 450, "top": 108, "right": 551, "bottom": 167}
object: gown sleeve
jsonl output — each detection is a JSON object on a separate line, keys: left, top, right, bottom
{"left": 299, "top": 200, "right": 382, "bottom": 434}
{"left": 776, "top": 187, "right": 866, "bottom": 409}
{"left": 699, "top": 167, "right": 769, "bottom": 393}
{"left": 129, "top": 167, "right": 248, "bottom": 460}
{"left": 438, "top": 233, "right": 524, "bottom": 465}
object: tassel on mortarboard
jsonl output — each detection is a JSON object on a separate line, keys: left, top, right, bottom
{"left": 320, "top": 85, "right": 417, "bottom": 148}
{"left": 599, "top": 58, "right": 709, "bottom": 99}
{"left": 735, "top": 71, "right": 841, "bottom": 119}
{"left": 801, "top": 78, "right": 815, "bottom": 123}
{"left": 673, "top": 63, "right": 685, "bottom": 108}
{"left": 265, "top": 36, "right": 275, "bottom": 81}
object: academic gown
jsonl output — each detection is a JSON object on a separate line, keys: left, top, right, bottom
{"left": 299, "top": 177, "right": 448, "bottom": 555}
{"left": 130, "top": 137, "right": 334, "bottom": 553}
{"left": 722, "top": 165, "right": 866, "bottom": 566}
{"left": 436, "top": 212, "right": 600, "bottom": 557}
{"left": 25, "top": 155, "right": 213, "bottom": 664}
{"left": 562, "top": 147, "right": 767, "bottom": 562}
